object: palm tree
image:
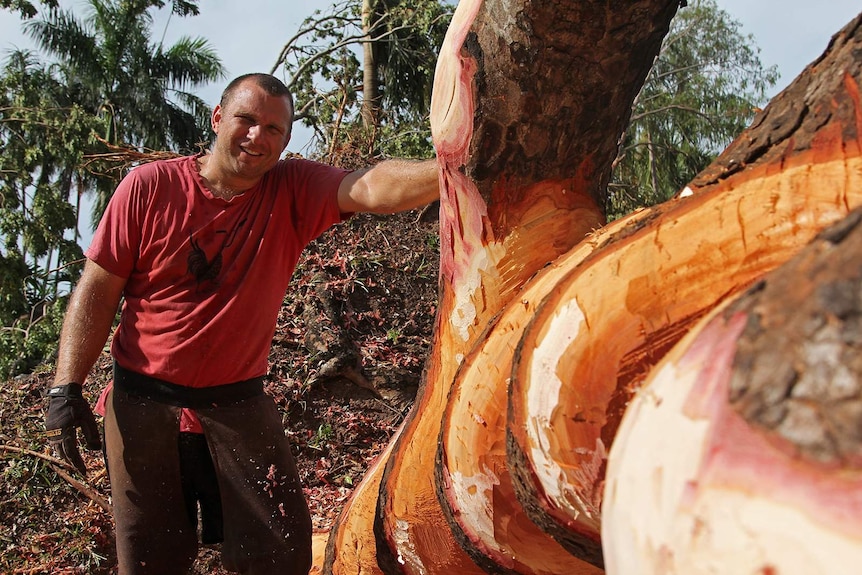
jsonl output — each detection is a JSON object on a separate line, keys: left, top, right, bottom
{"left": 24, "top": 0, "right": 225, "bottom": 219}
{"left": 0, "top": 50, "right": 97, "bottom": 375}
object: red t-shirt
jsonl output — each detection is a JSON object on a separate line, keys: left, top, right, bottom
{"left": 87, "top": 155, "right": 349, "bottom": 388}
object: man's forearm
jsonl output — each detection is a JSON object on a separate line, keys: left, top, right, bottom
{"left": 52, "top": 261, "right": 125, "bottom": 388}
{"left": 53, "top": 295, "right": 115, "bottom": 387}
{"left": 339, "top": 158, "right": 440, "bottom": 214}
{"left": 370, "top": 158, "right": 440, "bottom": 212}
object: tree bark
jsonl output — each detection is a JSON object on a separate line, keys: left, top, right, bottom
{"left": 361, "top": 0, "right": 381, "bottom": 129}
{"left": 370, "top": 1, "right": 680, "bottom": 574}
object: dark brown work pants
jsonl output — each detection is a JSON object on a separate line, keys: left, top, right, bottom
{"left": 104, "top": 387, "right": 312, "bottom": 575}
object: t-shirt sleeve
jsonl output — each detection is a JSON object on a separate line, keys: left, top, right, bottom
{"left": 85, "top": 168, "right": 145, "bottom": 279}
{"left": 283, "top": 159, "right": 352, "bottom": 244}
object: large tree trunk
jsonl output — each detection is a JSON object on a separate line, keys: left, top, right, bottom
{"left": 322, "top": 5, "right": 862, "bottom": 575}
{"left": 371, "top": 1, "right": 679, "bottom": 574}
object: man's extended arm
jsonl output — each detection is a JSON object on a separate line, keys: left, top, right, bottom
{"left": 45, "top": 259, "right": 126, "bottom": 474}
{"left": 337, "top": 158, "right": 440, "bottom": 214}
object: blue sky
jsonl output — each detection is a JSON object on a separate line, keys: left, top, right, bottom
{"left": 0, "top": 0, "right": 860, "bottom": 152}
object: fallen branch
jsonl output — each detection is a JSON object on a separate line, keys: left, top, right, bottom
{"left": 1, "top": 444, "right": 111, "bottom": 513}
{"left": 47, "top": 462, "right": 112, "bottom": 513}
{"left": 1, "top": 444, "right": 74, "bottom": 469}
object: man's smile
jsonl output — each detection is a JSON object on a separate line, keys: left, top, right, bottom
{"left": 240, "top": 145, "right": 263, "bottom": 157}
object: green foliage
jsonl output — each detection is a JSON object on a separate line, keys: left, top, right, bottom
{"left": 365, "top": 1, "right": 452, "bottom": 124}
{"left": 1, "top": 0, "right": 195, "bottom": 20}
{"left": 386, "top": 328, "right": 400, "bottom": 343}
{"left": 0, "top": 0, "right": 56, "bottom": 19}
{"left": 309, "top": 422, "right": 335, "bottom": 450}
{"left": 0, "top": 297, "right": 69, "bottom": 377}
{"left": 272, "top": 0, "right": 452, "bottom": 159}
{"left": 0, "top": 52, "right": 93, "bottom": 377}
{"left": 0, "top": 0, "right": 223, "bottom": 377}
{"left": 607, "top": 0, "right": 779, "bottom": 219}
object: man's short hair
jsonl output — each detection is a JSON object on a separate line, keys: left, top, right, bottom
{"left": 220, "top": 73, "right": 295, "bottom": 118}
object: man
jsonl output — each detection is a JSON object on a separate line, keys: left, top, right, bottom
{"left": 43, "top": 73, "right": 439, "bottom": 575}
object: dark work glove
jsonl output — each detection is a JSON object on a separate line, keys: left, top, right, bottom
{"left": 45, "top": 383, "right": 102, "bottom": 475}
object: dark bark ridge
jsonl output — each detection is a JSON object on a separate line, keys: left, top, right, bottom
{"left": 467, "top": 0, "right": 680, "bottom": 214}
{"left": 506, "top": 422, "right": 606, "bottom": 569}
{"left": 728, "top": 208, "right": 862, "bottom": 467}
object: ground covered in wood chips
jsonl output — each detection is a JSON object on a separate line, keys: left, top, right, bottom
{"left": 0, "top": 207, "right": 439, "bottom": 574}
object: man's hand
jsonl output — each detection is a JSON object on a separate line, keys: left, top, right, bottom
{"left": 45, "top": 383, "right": 102, "bottom": 474}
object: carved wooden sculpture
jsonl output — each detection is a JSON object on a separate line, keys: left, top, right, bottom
{"left": 323, "top": 3, "right": 862, "bottom": 574}
{"left": 602, "top": 15, "right": 862, "bottom": 574}
{"left": 509, "top": 10, "right": 862, "bottom": 563}
{"left": 603, "top": 207, "right": 862, "bottom": 574}
{"left": 376, "top": 1, "right": 682, "bottom": 573}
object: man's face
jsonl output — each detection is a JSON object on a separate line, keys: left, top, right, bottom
{"left": 210, "top": 81, "right": 293, "bottom": 182}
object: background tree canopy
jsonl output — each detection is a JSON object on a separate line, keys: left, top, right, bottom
{"left": 607, "top": 0, "right": 778, "bottom": 219}
{"left": 0, "top": 51, "right": 94, "bottom": 376}
{"left": 24, "top": 0, "right": 224, "bottom": 218}
{"left": 270, "top": 0, "right": 453, "bottom": 160}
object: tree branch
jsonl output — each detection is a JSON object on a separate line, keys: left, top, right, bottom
{"left": 268, "top": 2, "right": 414, "bottom": 94}
{"left": 269, "top": 11, "right": 361, "bottom": 74}
{"left": 629, "top": 103, "right": 713, "bottom": 123}
{"left": 0, "top": 444, "right": 111, "bottom": 513}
